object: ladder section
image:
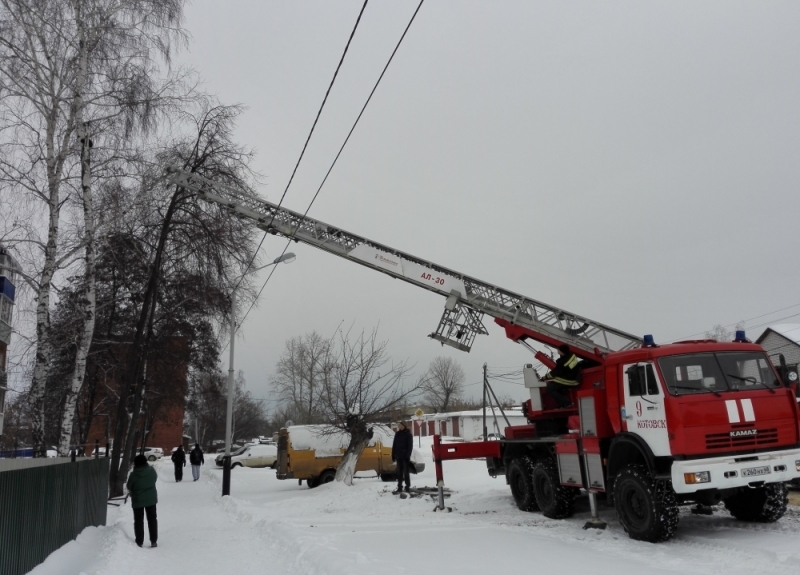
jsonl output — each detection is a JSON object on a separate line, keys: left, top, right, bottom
{"left": 167, "top": 168, "right": 641, "bottom": 356}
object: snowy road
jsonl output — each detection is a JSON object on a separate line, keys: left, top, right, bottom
{"left": 30, "top": 440, "right": 800, "bottom": 575}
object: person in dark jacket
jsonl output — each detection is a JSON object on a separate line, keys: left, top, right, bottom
{"left": 127, "top": 454, "right": 158, "bottom": 548}
{"left": 189, "top": 444, "right": 204, "bottom": 481}
{"left": 543, "top": 344, "right": 581, "bottom": 408}
{"left": 391, "top": 421, "right": 414, "bottom": 493}
{"left": 171, "top": 445, "right": 186, "bottom": 482}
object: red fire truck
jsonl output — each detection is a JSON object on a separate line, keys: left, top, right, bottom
{"left": 433, "top": 322, "right": 800, "bottom": 541}
{"left": 170, "top": 168, "right": 800, "bottom": 542}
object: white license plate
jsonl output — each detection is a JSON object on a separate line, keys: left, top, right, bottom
{"left": 741, "top": 465, "right": 770, "bottom": 477}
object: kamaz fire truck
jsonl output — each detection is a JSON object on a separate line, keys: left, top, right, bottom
{"left": 170, "top": 168, "right": 800, "bottom": 542}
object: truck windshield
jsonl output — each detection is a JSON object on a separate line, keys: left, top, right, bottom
{"left": 658, "top": 352, "right": 779, "bottom": 396}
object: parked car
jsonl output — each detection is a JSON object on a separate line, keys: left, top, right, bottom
{"left": 142, "top": 447, "right": 163, "bottom": 461}
{"left": 215, "top": 444, "right": 277, "bottom": 469}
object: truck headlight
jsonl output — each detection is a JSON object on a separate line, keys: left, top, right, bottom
{"left": 684, "top": 471, "right": 711, "bottom": 484}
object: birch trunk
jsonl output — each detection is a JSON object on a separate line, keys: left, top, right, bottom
{"left": 57, "top": 13, "right": 96, "bottom": 456}
{"left": 29, "top": 97, "right": 78, "bottom": 457}
{"left": 335, "top": 427, "right": 371, "bottom": 486}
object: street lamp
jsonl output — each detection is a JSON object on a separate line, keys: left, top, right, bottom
{"left": 222, "top": 252, "right": 296, "bottom": 496}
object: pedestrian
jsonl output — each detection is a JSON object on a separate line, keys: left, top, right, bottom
{"left": 391, "top": 421, "right": 414, "bottom": 494}
{"left": 189, "top": 443, "right": 204, "bottom": 481}
{"left": 171, "top": 445, "right": 186, "bottom": 482}
{"left": 126, "top": 454, "right": 158, "bottom": 548}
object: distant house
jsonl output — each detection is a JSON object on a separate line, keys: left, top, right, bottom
{"left": 412, "top": 408, "right": 528, "bottom": 441}
{"left": 756, "top": 324, "right": 800, "bottom": 380}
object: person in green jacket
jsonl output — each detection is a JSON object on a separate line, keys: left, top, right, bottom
{"left": 127, "top": 454, "right": 158, "bottom": 548}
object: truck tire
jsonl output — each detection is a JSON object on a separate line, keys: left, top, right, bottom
{"left": 319, "top": 469, "right": 336, "bottom": 485}
{"left": 380, "top": 473, "right": 396, "bottom": 482}
{"left": 724, "top": 483, "right": 788, "bottom": 523}
{"left": 531, "top": 458, "right": 577, "bottom": 519}
{"left": 614, "top": 465, "right": 678, "bottom": 542}
{"left": 507, "top": 456, "right": 540, "bottom": 512}
{"left": 307, "top": 476, "right": 320, "bottom": 488}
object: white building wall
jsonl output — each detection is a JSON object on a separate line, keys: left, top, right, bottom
{"left": 760, "top": 331, "right": 800, "bottom": 366}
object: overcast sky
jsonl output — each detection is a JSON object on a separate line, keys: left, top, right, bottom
{"left": 175, "top": 1, "right": 800, "bottom": 406}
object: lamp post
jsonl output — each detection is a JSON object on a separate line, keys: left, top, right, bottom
{"left": 222, "top": 252, "right": 296, "bottom": 496}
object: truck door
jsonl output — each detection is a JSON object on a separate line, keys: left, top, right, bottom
{"left": 622, "top": 362, "right": 671, "bottom": 456}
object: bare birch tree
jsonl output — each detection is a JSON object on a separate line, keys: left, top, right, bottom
{"left": 0, "top": 0, "right": 188, "bottom": 455}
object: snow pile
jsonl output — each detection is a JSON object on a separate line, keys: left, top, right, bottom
{"left": 26, "top": 438, "right": 800, "bottom": 575}
{"left": 287, "top": 425, "right": 349, "bottom": 456}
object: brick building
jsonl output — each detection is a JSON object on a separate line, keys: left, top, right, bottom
{"left": 84, "top": 338, "right": 188, "bottom": 455}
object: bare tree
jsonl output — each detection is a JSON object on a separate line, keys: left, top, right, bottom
{"left": 316, "top": 328, "right": 420, "bottom": 486}
{"left": 270, "top": 332, "right": 334, "bottom": 424}
{"left": 421, "top": 356, "right": 465, "bottom": 413}
{"left": 0, "top": 0, "right": 188, "bottom": 455}
{"left": 108, "top": 102, "right": 261, "bottom": 497}
{"left": 186, "top": 370, "right": 268, "bottom": 449}
{"left": 705, "top": 323, "right": 744, "bottom": 342}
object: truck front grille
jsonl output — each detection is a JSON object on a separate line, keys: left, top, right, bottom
{"left": 705, "top": 428, "right": 778, "bottom": 450}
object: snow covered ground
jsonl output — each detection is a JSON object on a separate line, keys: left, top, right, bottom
{"left": 30, "top": 437, "right": 800, "bottom": 575}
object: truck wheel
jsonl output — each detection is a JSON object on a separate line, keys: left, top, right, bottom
{"left": 531, "top": 458, "right": 577, "bottom": 519}
{"left": 307, "top": 477, "right": 320, "bottom": 489}
{"left": 148, "top": 455, "right": 156, "bottom": 462}
{"left": 614, "top": 465, "right": 679, "bottom": 542}
{"left": 319, "top": 469, "right": 336, "bottom": 485}
{"left": 507, "top": 457, "right": 539, "bottom": 512}
{"left": 724, "top": 483, "right": 788, "bottom": 523}
{"left": 380, "top": 473, "right": 396, "bottom": 482}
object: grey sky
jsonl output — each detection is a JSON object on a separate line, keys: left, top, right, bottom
{"left": 177, "top": 1, "right": 800, "bottom": 404}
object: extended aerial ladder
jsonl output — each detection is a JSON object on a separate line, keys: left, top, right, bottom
{"left": 169, "top": 169, "right": 800, "bottom": 537}
{"left": 168, "top": 168, "right": 641, "bottom": 363}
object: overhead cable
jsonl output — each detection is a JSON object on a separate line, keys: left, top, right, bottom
{"left": 237, "top": 0, "right": 426, "bottom": 332}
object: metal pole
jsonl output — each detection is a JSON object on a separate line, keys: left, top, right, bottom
{"left": 482, "top": 363, "right": 488, "bottom": 441}
{"left": 433, "top": 435, "right": 445, "bottom": 510}
{"left": 583, "top": 491, "right": 607, "bottom": 530}
{"left": 222, "top": 287, "right": 236, "bottom": 497}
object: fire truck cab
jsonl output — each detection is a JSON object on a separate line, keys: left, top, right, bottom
{"left": 478, "top": 321, "right": 800, "bottom": 542}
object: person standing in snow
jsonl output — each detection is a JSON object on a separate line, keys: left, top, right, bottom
{"left": 391, "top": 421, "right": 414, "bottom": 493}
{"left": 189, "top": 443, "right": 204, "bottom": 481}
{"left": 171, "top": 445, "right": 186, "bottom": 482}
{"left": 127, "top": 454, "right": 158, "bottom": 548}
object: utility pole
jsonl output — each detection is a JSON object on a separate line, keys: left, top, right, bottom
{"left": 222, "top": 288, "right": 235, "bottom": 497}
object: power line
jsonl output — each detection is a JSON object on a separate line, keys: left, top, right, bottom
{"left": 220, "top": 0, "right": 372, "bottom": 354}
{"left": 236, "top": 0, "right": 426, "bottom": 333}
{"left": 676, "top": 302, "right": 800, "bottom": 341}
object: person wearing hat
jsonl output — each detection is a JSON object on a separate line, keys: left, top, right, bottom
{"left": 391, "top": 421, "right": 414, "bottom": 493}
{"left": 543, "top": 344, "right": 581, "bottom": 408}
{"left": 126, "top": 454, "right": 158, "bottom": 548}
